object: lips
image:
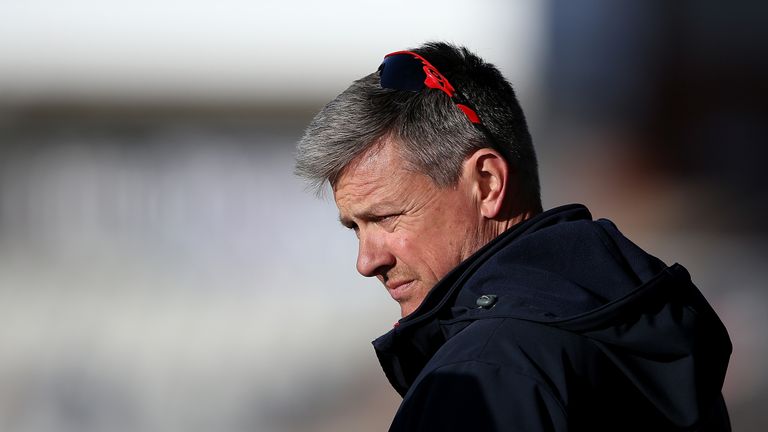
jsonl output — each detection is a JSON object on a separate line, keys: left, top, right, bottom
{"left": 386, "top": 280, "right": 415, "bottom": 302}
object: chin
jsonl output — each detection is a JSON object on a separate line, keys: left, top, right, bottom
{"left": 399, "top": 300, "right": 422, "bottom": 318}
{"left": 399, "top": 304, "right": 414, "bottom": 318}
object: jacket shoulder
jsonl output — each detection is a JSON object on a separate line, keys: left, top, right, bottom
{"left": 392, "top": 318, "right": 590, "bottom": 431}
{"left": 427, "top": 317, "right": 600, "bottom": 406}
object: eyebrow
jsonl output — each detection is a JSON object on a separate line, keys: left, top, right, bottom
{"left": 338, "top": 204, "right": 397, "bottom": 228}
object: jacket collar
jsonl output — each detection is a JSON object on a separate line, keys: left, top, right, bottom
{"left": 372, "top": 204, "right": 593, "bottom": 396}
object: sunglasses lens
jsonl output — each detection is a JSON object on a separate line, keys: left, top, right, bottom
{"left": 379, "top": 54, "right": 425, "bottom": 92}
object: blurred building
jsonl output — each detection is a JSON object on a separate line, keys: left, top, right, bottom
{"left": 0, "top": 1, "right": 765, "bottom": 431}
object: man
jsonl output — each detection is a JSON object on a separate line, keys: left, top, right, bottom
{"left": 295, "top": 42, "right": 731, "bottom": 431}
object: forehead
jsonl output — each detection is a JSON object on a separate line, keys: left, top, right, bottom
{"left": 337, "top": 141, "right": 401, "bottom": 183}
{"left": 332, "top": 141, "right": 429, "bottom": 212}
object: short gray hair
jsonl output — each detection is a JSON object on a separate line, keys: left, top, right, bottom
{"left": 295, "top": 42, "right": 541, "bottom": 211}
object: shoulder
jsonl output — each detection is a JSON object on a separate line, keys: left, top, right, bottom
{"left": 418, "top": 318, "right": 601, "bottom": 402}
{"left": 430, "top": 317, "right": 601, "bottom": 377}
{"left": 392, "top": 318, "right": 580, "bottom": 431}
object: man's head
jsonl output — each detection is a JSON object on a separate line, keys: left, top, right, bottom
{"left": 296, "top": 42, "right": 541, "bottom": 317}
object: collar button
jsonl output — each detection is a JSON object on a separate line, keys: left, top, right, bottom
{"left": 476, "top": 294, "right": 497, "bottom": 308}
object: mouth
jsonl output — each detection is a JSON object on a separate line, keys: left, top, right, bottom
{"left": 385, "top": 280, "right": 415, "bottom": 302}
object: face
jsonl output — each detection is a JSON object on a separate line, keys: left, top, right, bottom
{"left": 333, "top": 141, "right": 482, "bottom": 317}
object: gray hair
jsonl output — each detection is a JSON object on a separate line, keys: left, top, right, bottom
{"left": 295, "top": 42, "right": 541, "bottom": 211}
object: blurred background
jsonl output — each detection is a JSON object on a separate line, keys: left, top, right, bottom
{"left": 0, "top": 0, "right": 766, "bottom": 430}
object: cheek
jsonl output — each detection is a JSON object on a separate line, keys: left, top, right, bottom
{"left": 392, "top": 210, "right": 473, "bottom": 276}
{"left": 414, "top": 233, "right": 459, "bottom": 275}
{"left": 391, "top": 232, "right": 430, "bottom": 269}
{"left": 393, "top": 234, "right": 415, "bottom": 258}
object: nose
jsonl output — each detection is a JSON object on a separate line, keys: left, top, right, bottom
{"left": 356, "top": 231, "right": 395, "bottom": 277}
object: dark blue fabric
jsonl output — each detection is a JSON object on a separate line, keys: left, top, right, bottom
{"left": 373, "top": 204, "right": 731, "bottom": 431}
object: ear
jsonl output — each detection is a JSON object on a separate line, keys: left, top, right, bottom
{"left": 463, "top": 148, "right": 514, "bottom": 219}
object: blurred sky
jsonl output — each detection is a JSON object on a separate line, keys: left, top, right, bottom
{"left": 0, "top": 0, "right": 542, "bottom": 105}
{"left": 0, "top": 1, "right": 766, "bottom": 431}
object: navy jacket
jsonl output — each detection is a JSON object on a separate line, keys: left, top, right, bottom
{"left": 373, "top": 204, "right": 731, "bottom": 431}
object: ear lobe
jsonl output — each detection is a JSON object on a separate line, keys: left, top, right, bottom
{"left": 465, "top": 149, "right": 511, "bottom": 219}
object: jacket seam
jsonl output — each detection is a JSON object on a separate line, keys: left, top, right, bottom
{"left": 476, "top": 317, "right": 505, "bottom": 358}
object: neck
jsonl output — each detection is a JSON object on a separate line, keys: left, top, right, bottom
{"left": 464, "top": 207, "right": 537, "bottom": 261}
{"left": 495, "top": 208, "right": 538, "bottom": 235}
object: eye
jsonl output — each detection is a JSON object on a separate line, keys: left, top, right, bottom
{"left": 340, "top": 219, "right": 358, "bottom": 233}
{"left": 373, "top": 214, "right": 400, "bottom": 228}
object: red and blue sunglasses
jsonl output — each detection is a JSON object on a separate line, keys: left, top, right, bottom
{"left": 378, "top": 51, "right": 482, "bottom": 125}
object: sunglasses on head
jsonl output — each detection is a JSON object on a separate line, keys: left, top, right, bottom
{"left": 377, "top": 51, "right": 482, "bottom": 125}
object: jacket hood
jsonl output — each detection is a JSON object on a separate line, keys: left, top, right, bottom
{"left": 373, "top": 204, "right": 731, "bottom": 427}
